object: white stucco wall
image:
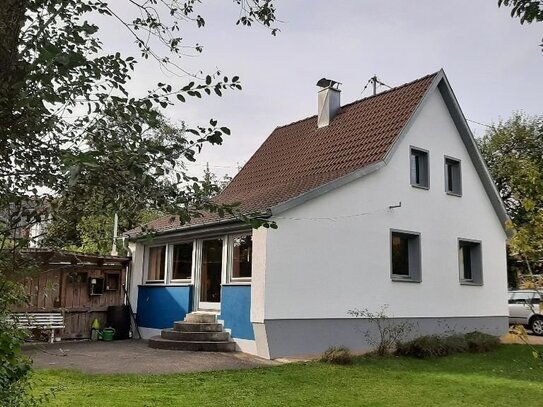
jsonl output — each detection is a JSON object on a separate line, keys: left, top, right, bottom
{"left": 262, "top": 88, "right": 508, "bottom": 320}
{"left": 251, "top": 227, "right": 268, "bottom": 323}
{"left": 128, "top": 242, "right": 144, "bottom": 312}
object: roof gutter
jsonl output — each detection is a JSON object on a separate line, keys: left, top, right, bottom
{"left": 125, "top": 211, "right": 272, "bottom": 243}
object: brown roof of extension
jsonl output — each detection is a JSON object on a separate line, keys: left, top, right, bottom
{"left": 128, "top": 72, "right": 438, "bottom": 237}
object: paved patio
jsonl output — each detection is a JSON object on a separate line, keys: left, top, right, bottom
{"left": 23, "top": 339, "right": 279, "bottom": 374}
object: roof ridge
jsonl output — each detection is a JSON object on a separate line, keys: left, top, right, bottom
{"left": 274, "top": 71, "right": 440, "bottom": 131}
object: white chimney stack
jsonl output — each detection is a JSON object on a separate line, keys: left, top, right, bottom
{"left": 316, "top": 78, "right": 341, "bottom": 128}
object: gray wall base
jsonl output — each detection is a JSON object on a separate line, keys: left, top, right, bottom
{"left": 262, "top": 316, "right": 508, "bottom": 359}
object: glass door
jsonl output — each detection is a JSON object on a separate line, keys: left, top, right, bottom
{"left": 198, "top": 239, "right": 223, "bottom": 311}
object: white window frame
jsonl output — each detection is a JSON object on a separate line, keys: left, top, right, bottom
{"left": 226, "top": 232, "right": 253, "bottom": 284}
{"left": 168, "top": 241, "right": 195, "bottom": 284}
{"left": 144, "top": 244, "right": 168, "bottom": 284}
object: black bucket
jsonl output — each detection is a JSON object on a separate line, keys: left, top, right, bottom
{"left": 106, "top": 305, "right": 131, "bottom": 340}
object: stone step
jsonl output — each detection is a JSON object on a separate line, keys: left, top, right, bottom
{"left": 173, "top": 322, "right": 224, "bottom": 332}
{"left": 161, "top": 328, "right": 230, "bottom": 342}
{"left": 148, "top": 336, "right": 236, "bottom": 352}
{"left": 184, "top": 312, "right": 217, "bottom": 324}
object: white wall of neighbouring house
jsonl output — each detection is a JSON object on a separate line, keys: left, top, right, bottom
{"left": 261, "top": 87, "right": 508, "bottom": 321}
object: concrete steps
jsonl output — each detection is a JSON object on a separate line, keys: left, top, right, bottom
{"left": 148, "top": 312, "right": 236, "bottom": 352}
{"left": 148, "top": 337, "right": 236, "bottom": 352}
{"left": 161, "top": 328, "right": 230, "bottom": 342}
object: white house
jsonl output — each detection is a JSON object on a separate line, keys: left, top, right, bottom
{"left": 125, "top": 70, "right": 509, "bottom": 359}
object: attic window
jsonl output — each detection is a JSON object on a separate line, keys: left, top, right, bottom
{"left": 410, "top": 147, "right": 429, "bottom": 188}
{"left": 445, "top": 157, "right": 462, "bottom": 196}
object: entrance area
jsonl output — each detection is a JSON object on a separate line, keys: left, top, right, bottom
{"left": 199, "top": 239, "right": 223, "bottom": 311}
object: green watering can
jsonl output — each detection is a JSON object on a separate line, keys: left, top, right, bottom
{"left": 99, "top": 327, "right": 116, "bottom": 341}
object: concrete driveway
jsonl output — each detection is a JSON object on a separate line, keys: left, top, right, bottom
{"left": 23, "top": 340, "right": 278, "bottom": 374}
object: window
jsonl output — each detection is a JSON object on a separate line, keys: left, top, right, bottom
{"left": 88, "top": 277, "right": 104, "bottom": 296}
{"left": 445, "top": 157, "right": 462, "bottom": 195}
{"left": 458, "top": 239, "right": 482, "bottom": 285}
{"left": 146, "top": 245, "right": 166, "bottom": 282}
{"left": 509, "top": 292, "right": 540, "bottom": 305}
{"left": 105, "top": 273, "right": 120, "bottom": 291}
{"left": 410, "top": 147, "right": 429, "bottom": 188}
{"left": 391, "top": 230, "right": 421, "bottom": 282}
{"left": 171, "top": 242, "right": 193, "bottom": 281}
{"left": 231, "top": 235, "right": 252, "bottom": 280}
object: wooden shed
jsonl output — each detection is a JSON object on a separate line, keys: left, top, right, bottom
{"left": 14, "top": 249, "right": 130, "bottom": 339}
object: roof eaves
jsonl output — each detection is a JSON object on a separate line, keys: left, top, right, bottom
{"left": 125, "top": 216, "right": 239, "bottom": 241}
{"left": 436, "top": 73, "right": 510, "bottom": 235}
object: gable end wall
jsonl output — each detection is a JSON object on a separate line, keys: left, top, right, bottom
{"left": 262, "top": 87, "right": 508, "bottom": 321}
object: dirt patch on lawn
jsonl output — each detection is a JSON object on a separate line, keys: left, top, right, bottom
{"left": 24, "top": 339, "right": 279, "bottom": 374}
{"left": 501, "top": 332, "right": 543, "bottom": 345}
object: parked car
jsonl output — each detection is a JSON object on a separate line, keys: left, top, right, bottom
{"left": 508, "top": 290, "right": 543, "bottom": 336}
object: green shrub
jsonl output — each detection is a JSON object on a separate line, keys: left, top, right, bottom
{"left": 464, "top": 331, "right": 500, "bottom": 353}
{"left": 320, "top": 346, "right": 354, "bottom": 365}
{"left": 396, "top": 335, "right": 453, "bottom": 358}
{"left": 442, "top": 334, "right": 470, "bottom": 354}
{"left": 395, "top": 332, "right": 499, "bottom": 359}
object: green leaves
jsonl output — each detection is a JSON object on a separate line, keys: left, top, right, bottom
{"left": 478, "top": 113, "right": 543, "bottom": 267}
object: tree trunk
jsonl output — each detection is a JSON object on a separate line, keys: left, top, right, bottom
{"left": 0, "top": 1, "right": 27, "bottom": 121}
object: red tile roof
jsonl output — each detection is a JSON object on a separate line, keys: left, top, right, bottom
{"left": 214, "top": 72, "right": 437, "bottom": 212}
{"left": 127, "top": 72, "right": 438, "bottom": 237}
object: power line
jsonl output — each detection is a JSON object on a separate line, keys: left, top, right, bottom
{"left": 466, "top": 118, "right": 492, "bottom": 129}
{"left": 273, "top": 207, "right": 393, "bottom": 222}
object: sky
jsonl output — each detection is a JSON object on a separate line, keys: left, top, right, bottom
{"left": 98, "top": 0, "right": 542, "bottom": 179}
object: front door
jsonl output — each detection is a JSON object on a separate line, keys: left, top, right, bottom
{"left": 198, "top": 239, "right": 223, "bottom": 311}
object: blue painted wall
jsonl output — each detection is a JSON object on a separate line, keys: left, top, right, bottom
{"left": 220, "top": 285, "right": 254, "bottom": 340}
{"left": 137, "top": 286, "right": 192, "bottom": 329}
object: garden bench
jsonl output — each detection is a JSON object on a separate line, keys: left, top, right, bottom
{"left": 10, "top": 312, "right": 65, "bottom": 343}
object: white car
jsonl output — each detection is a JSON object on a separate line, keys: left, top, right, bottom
{"left": 508, "top": 290, "right": 543, "bottom": 336}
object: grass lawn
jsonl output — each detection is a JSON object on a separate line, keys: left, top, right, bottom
{"left": 34, "top": 345, "right": 543, "bottom": 407}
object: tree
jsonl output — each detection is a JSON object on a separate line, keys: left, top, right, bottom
{"left": 0, "top": 1, "right": 278, "bottom": 404}
{"left": 498, "top": 0, "right": 543, "bottom": 50}
{"left": 478, "top": 113, "right": 543, "bottom": 275}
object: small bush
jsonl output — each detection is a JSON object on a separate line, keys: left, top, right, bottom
{"left": 442, "top": 334, "right": 470, "bottom": 354}
{"left": 396, "top": 332, "right": 499, "bottom": 358}
{"left": 348, "top": 305, "right": 412, "bottom": 356}
{"left": 320, "top": 346, "right": 354, "bottom": 365}
{"left": 396, "top": 335, "right": 453, "bottom": 358}
{"left": 464, "top": 331, "right": 500, "bottom": 353}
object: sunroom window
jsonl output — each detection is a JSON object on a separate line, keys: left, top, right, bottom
{"left": 171, "top": 242, "right": 193, "bottom": 281}
{"left": 146, "top": 246, "right": 166, "bottom": 282}
{"left": 231, "top": 235, "right": 252, "bottom": 280}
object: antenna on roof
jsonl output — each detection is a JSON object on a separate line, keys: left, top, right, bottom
{"left": 360, "top": 75, "right": 393, "bottom": 96}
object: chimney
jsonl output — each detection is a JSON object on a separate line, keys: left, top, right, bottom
{"left": 316, "top": 78, "right": 341, "bottom": 128}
